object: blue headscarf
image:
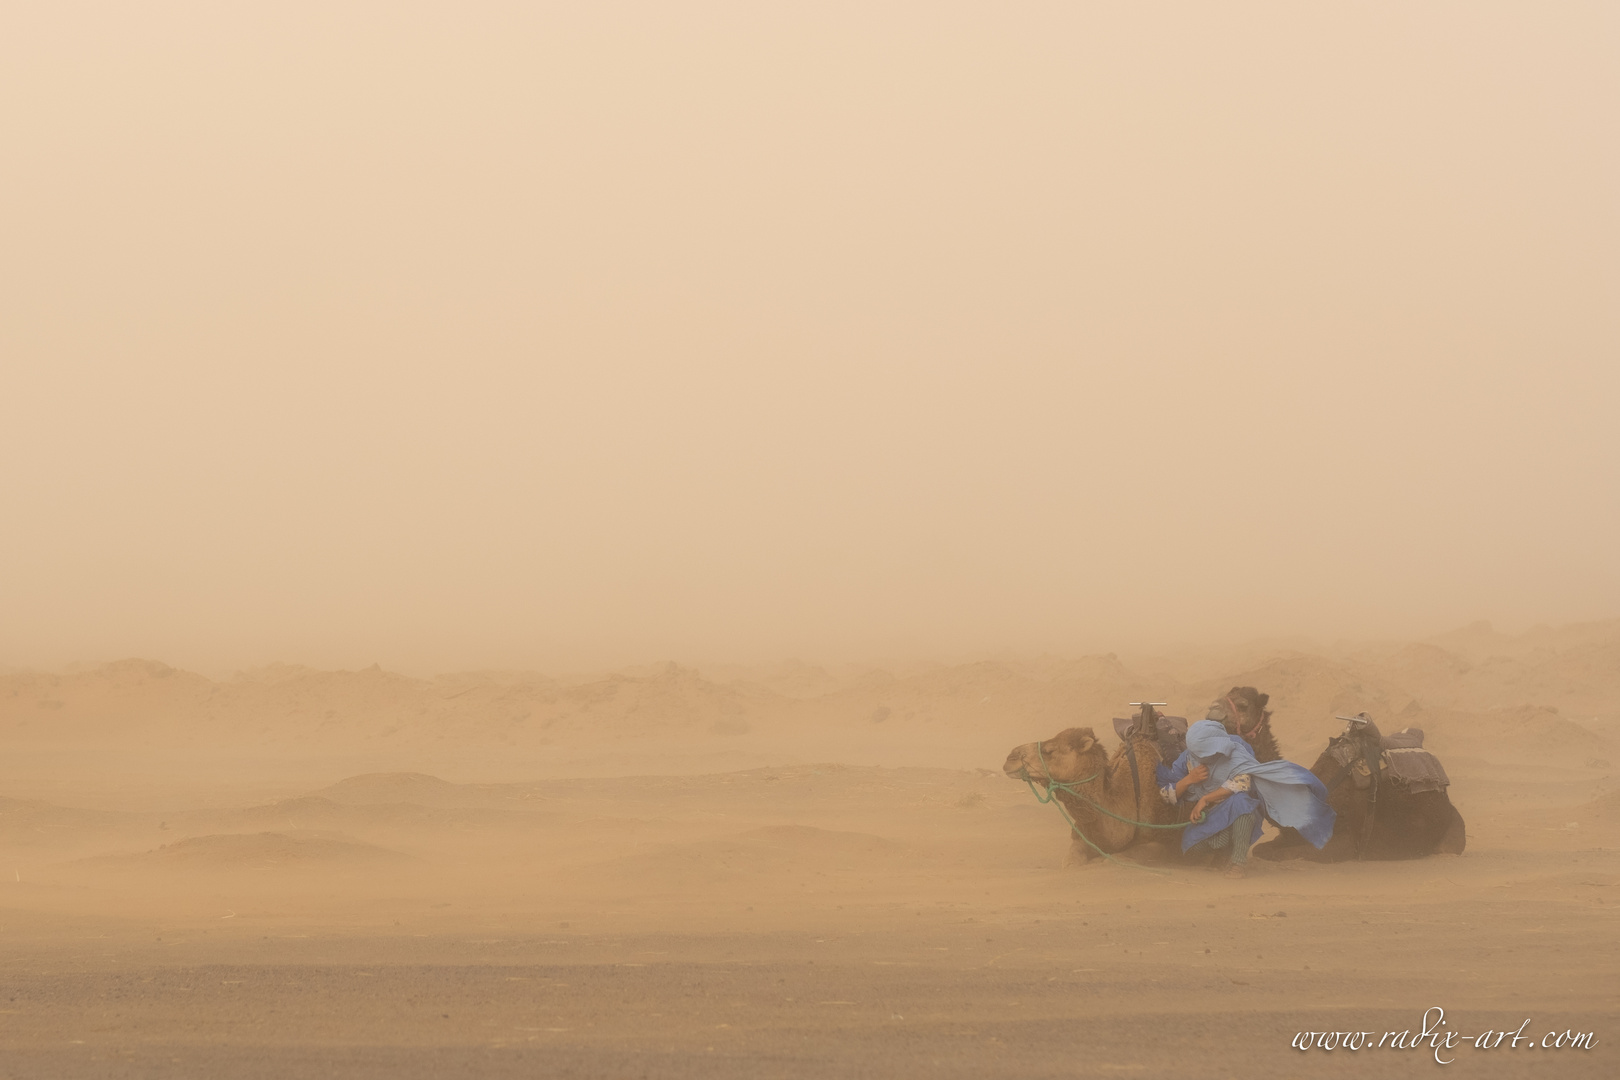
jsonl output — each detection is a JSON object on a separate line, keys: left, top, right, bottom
{"left": 1185, "top": 720, "right": 1336, "bottom": 849}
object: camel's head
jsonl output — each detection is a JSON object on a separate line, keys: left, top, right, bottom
{"left": 1222, "top": 686, "right": 1271, "bottom": 737}
{"left": 1003, "top": 727, "right": 1105, "bottom": 785}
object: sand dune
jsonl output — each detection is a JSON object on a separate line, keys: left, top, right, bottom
{"left": 5, "top": 621, "right": 1615, "bottom": 782}
{"left": 312, "top": 771, "right": 511, "bottom": 808}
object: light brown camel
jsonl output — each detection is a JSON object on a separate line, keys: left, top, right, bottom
{"left": 1002, "top": 718, "right": 1184, "bottom": 865}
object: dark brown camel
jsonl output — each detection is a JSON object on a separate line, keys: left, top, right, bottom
{"left": 1002, "top": 711, "right": 1184, "bottom": 865}
{"left": 1219, "top": 686, "right": 1281, "bottom": 762}
{"left": 1252, "top": 716, "right": 1466, "bottom": 862}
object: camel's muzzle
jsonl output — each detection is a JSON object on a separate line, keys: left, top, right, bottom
{"left": 1003, "top": 748, "right": 1036, "bottom": 782}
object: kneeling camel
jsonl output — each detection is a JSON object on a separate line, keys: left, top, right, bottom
{"left": 1002, "top": 712, "right": 1184, "bottom": 864}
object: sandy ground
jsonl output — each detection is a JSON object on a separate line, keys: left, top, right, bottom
{"left": 3, "top": 627, "right": 1618, "bottom": 1076}
{"left": 3, "top": 755, "right": 1616, "bottom": 1078}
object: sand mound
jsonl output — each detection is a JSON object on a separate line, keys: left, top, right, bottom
{"left": 1427, "top": 620, "right": 1517, "bottom": 662}
{"left": 314, "top": 773, "right": 487, "bottom": 807}
{"left": 82, "top": 830, "right": 409, "bottom": 869}
{"left": 0, "top": 796, "right": 127, "bottom": 833}
{"left": 207, "top": 795, "right": 352, "bottom": 828}
{"left": 1416, "top": 705, "right": 1613, "bottom": 761}
{"left": 173, "top": 796, "right": 370, "bottom": 833}
{"left": 752, "top": 659, "right": 841, "bottom": 699}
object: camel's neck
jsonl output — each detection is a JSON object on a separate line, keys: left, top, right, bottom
{"left": 1248, "top": 721, "right": 1281, "bottom": 763}
{"left": 1054, "top": 765, "right": 1140, "bottom": 852}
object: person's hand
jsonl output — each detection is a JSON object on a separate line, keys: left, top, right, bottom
{"left": 1190, "top": 798, "right": 1209, "bottom": 823}
{"left": 1175, "top": 764, "right": 1210, "bottom": 797}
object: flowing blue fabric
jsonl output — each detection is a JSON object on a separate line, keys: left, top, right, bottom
{"left": 1162, "top": 720, "right": 1337, "bottom": 851}
{"left": 1158, "top": 751, "right": 1262, "bottom": 850}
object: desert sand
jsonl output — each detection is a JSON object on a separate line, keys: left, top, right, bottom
{"left": 2, "top": 621, "right": 1615, "bottom": 1078}
{"left": 7, "top": 5, "right": 1615, "bottom": 1077}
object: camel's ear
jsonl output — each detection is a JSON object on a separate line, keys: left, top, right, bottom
{"left": 1060, "top": 728, "right": 1096, "bottom": 754}
{"left": 1255, "top": 692, "right": 1270, "bottom": 709}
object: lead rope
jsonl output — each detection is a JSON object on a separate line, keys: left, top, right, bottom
{"left": 1023, "top": 741, "right": 1195, "bottom": 877}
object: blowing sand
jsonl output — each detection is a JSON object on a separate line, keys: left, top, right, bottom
{"left": 3, "top": 623, "right": 1617, "bottom": 1078}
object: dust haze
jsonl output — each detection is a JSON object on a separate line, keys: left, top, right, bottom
{"left": 2, "top": 4, "right": 1617, "bottom": 1078}
{"left": 4, "top": 2, "right": 1617, "bottom": 675}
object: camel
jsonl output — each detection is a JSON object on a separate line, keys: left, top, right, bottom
{"left": 1003, "top": 711, "right": 1184, "bottom": 865}
{"left": 1217, "top": 686, "right": 1281, "bottom": 762}
{"left": 1252, "top": 715, "right": 1466, "bottom": 862}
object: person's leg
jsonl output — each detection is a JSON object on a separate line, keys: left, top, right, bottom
{"left": 1185, "top": 828, "right": 1231, "bottom": 867}
{"left": 1223, "top": 813, "right": 1258, "bottom": 876}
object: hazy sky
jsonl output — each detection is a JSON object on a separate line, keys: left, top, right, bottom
{"left": 3, "top": 3, "right": 1616, "bottom": 673}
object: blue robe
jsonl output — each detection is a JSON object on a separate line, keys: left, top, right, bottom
{"left": 1156, "top": 720, "right": 1336, "bottom": 852}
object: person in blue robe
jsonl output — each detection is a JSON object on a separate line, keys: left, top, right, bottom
{"left": 1156, "top": 712, "right": 1335, "bottom": 877}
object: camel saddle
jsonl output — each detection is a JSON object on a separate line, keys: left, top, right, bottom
{"left": 1377, "top": 727, "right": 1450, "bottom": 794}
{"left": 1112, "top": 713, "right": 1189, "bottom": 762}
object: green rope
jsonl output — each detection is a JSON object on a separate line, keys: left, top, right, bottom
{"left": 1077, "top": 796, "right": 1197, "bottom": 830}
{"left": 1023, "top": 741, "right": 1199, "bottom": 876}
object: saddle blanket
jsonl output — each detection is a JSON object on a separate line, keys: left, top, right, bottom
{"left": 1381, "top": 745, "right": 1450, "bottom": 793}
